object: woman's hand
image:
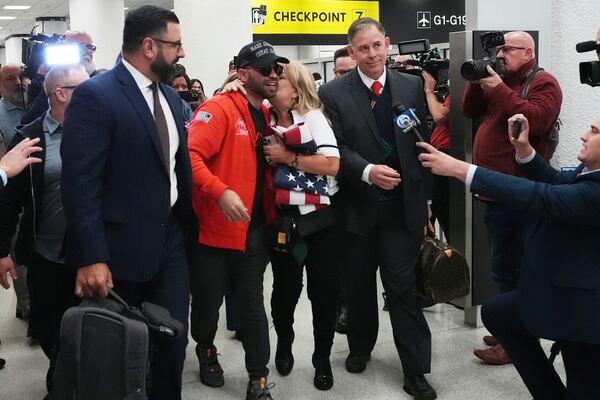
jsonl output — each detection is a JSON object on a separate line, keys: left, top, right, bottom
{"left": 263, "top": 136, "right": 294, "bottom": 166}
{"left": 221, "top": 79, "right": 247, "bottom": 95}
{"left": 422, "top": 70, "right": 437, "bottom": 93}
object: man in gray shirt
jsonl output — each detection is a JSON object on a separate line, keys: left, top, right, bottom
{"left": 0, "top": 64, "right": 88, "bottom": 396}
{"left": 0, "top": 64, "right": 28, "bottom": 153}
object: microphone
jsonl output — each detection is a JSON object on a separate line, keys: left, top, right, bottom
{"left": 392, "top": 102, "right": 425, "bottom": 142}
{"left": 576, "top": 40, "right": 600, "bottom": 53}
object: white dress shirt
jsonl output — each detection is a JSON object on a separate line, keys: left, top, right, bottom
{"left": 122, "top": 59, "right": 179, "bottom": 206}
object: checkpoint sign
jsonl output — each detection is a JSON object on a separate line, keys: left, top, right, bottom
{"left": 252, "top": 0, "right": 379, "bottom": 45}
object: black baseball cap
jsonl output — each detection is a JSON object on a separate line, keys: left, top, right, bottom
{"left": 235, "top": 40, "right": 289, "bottom": 69}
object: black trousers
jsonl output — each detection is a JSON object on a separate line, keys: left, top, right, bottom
{"left": 344, "top": 200, "right": 432, "bottom": 375}
{"left": 270, "top": 221, "right": 341, "bottom": 361}
{"left": 113, "top": 215, "right": 190, "bottom": 400}
{"left": 482, "top": 291, "right": 600, "bottom": 399}
{"left": 190, "top": 226, "right": 270, "bottom": 379}
{"left": 27, "top": 252, "right": 76, "bottom": 359}
{"left": 27, "top": 252, "right": 76, "bottom": 392}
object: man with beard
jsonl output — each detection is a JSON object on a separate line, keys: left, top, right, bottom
{"left": 21, "top": 30, "right": 97, "bottom": 125}
{"left": 60, "top": 6, "right": 195, "bottom": 399}
{"left": 187, "top": 40, "right": 288, "bottom": 400}
{"left": 0, "top": 64, "right": 28, "bottom": 154}
{"left": 461, "top": 31, "right": 562, "bottom": 365}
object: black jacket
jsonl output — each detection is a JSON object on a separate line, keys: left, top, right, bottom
{"left": 0, "top": 115, "right": 48, "bottom": 265}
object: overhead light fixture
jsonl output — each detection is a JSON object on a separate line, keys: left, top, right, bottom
{"left": 124, "top": 7, "right": 129, "bottom": 10}
{"left": 0, "top": 16, "right": 16, "bottom": 20}
{"left": 3, "top": 5, "right": 30, "bottom": 10}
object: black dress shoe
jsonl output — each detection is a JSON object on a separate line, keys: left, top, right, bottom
{"left": 403, "top": 375, "right": 437, "bottom": 400}
{"left": 312, "top": 356, "right": 333, "bottom": 390}
{"left": 335, "top": 306, "right": 348, "bottom": 334}
{"left": 345, "top": 353, "right": 370, "bottom": 373}
{"left": 275, "top": 333, "right": 294, "bottom": 376}
{"left": 0, "top": 357, "right": 5, "bottom": 370}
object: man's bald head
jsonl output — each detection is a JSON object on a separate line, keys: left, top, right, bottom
{"left": 0, "top": 64, "right": 27, "bottom": 107}
{"left": 497, "top": 31, "right": 536, "bottom": 74}
{"left": 64, "top": 30, "right": 95, "bottom": 74}
{"left": 504, "top": 31, "right": 536, "bottom": 53}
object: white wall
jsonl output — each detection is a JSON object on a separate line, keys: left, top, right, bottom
{"left": 69, "top": 0, "right": 124, "bottom": 70}
{"left": 176, "top": 0, "right": 252, "bottom": 96}
{"left": 549, "top": 0, "right": 600, "bottom": 168}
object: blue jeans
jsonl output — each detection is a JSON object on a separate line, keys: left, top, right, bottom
{"left": 484, "top": 202, "right": 533, "bottom": 293}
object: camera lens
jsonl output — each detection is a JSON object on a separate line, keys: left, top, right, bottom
{"left": 460, "top": 59, "right": 491, "bottom": 81}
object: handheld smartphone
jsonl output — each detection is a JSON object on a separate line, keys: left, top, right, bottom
{"left": 512, "top": 119, "right": 522, "bottom": 139}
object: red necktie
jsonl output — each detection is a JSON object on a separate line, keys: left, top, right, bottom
{"left": 371, "top": 81, "right": 383, "bottom": 96}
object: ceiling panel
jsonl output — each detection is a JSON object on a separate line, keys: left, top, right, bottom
{"left": 0, "top": 0, "right": 173, "bottom": 42}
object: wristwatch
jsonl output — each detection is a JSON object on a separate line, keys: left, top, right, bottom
{"left": 291, "top": 153, "right": 299, "bottom": 168}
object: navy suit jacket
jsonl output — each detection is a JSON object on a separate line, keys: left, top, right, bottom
{"left": 471, "top": 154, "right": 600, "bottom": 344}
{"left": 319, "top": 68, "right": 429, "bottom": 234}
{"left": 61, "top": 61, "right": 195, "bottom": 282}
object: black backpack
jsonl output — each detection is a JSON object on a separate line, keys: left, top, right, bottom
{"left": 51, "top": 289, "right": 184, "bottom": 400}
{"left": 520, "top": 67, "right": 561, "bottom": 159}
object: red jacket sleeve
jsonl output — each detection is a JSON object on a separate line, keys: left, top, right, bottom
{"left": 187, "top": 103, "right": 229, "bottom": 201}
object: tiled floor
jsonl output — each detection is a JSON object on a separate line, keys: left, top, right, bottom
{"left": 0, "top": 267, "right": 563, "bottom": 399}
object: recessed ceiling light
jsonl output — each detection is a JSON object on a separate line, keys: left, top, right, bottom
{"left": 3, "top": 5, "right": 30, "bottom": 10}
{"left": 0, "top": 16, "right": 16, "bottom": 20}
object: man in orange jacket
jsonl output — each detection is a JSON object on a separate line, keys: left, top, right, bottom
{"left": 187, "top": 40, "right": 288, "bottom": 400}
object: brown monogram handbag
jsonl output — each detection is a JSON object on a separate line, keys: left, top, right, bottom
{"left": 415, "top": 224, "right": 470, "bottom": 308}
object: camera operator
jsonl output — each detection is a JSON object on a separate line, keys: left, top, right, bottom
{"left": 423, "top": 70, "right": 450, "bottom": 238}
{"left": 21, "top": 30, "right": 97, "bottom": 126}
{"left": 461, "top": 30, "right": 562, "bottom": 365}
{"left": 394, "top": 54, "right": 416, "bottom": 70}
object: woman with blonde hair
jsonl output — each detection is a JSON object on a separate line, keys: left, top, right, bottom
{"left": 262, "top": 61, "right": 342, "bottom": 391}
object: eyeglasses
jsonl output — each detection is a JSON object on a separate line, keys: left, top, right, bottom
{"left": 58, "top": 85, "right": 78, "bottom": 90}
{"left": 496, "top": 45, "right": 527, "bottom": 54}
{"left": 250, "top": 63, "right": 283, "bottom": 77}
{"left": 151, "top": 37, "right": 183, "bottom": 51}
{"left": 335, "top": 68, "right": 353, "bottom": 76}
{"left": 84, "top": 44, "right": 97, "bottom": 53}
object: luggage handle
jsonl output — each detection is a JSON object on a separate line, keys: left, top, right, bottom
{"left": 108, "top": 289, "right": 184, "bottom": 339}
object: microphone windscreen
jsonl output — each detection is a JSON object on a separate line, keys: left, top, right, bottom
{"left": 576, "top": 40, "right": 599, "bottom": 53}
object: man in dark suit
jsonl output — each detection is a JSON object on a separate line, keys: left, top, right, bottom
{"left": 319, "top": 18, "right": 436, "bottom": 400}
{"left": 418, "top": 114, "right": 600, "bottom": 398}
{"left": 61, "top": 6, "right": 195, "bottom": 400}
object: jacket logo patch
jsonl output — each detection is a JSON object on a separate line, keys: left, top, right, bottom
{"left": 194, "top": 111, "right": 212, "bottom": 123}
{"left": 235, "top": 118, "right": 249, "bottom": 136}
